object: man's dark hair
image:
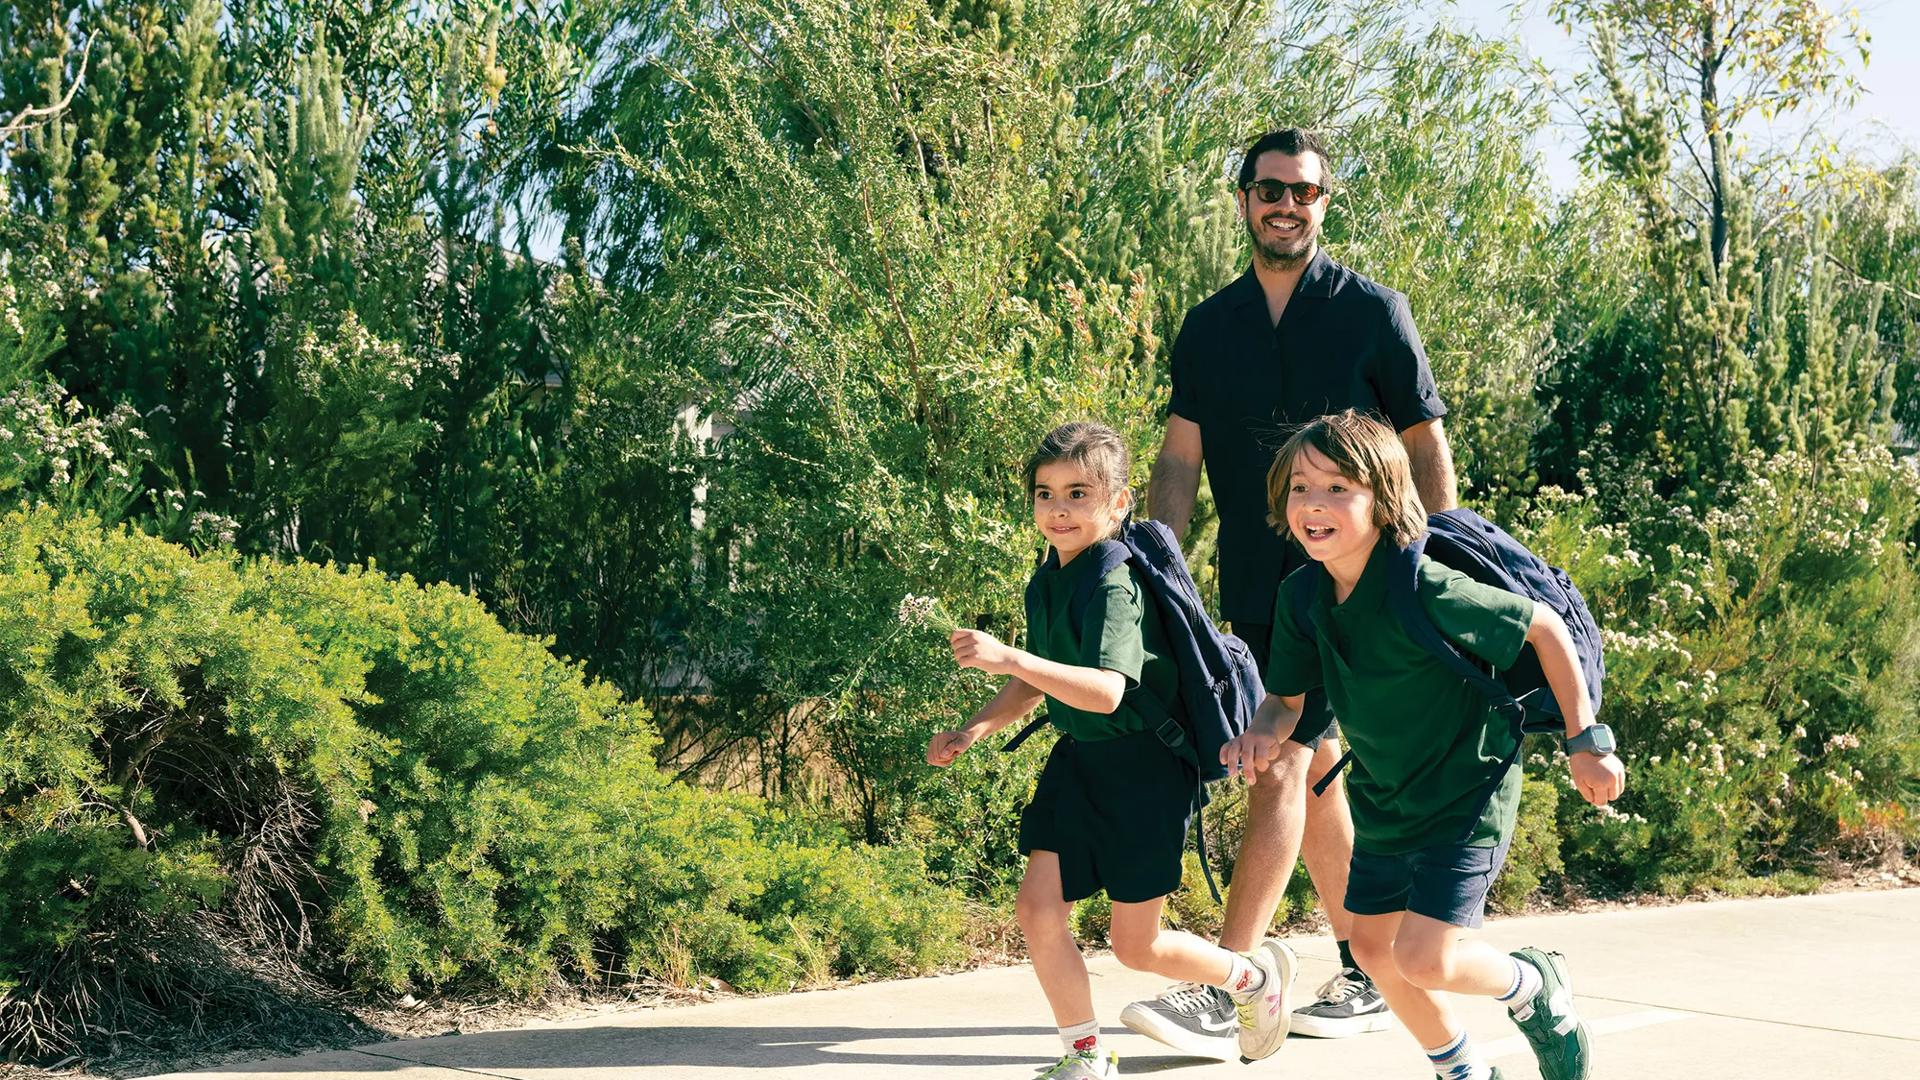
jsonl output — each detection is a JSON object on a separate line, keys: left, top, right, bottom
{"left": 1236, "top": 128, "right": 1332, "bottom": 189}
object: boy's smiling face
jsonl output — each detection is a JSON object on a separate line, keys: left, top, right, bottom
{"left": 1286, "top": 444, "right": 1379, "bottom": 575}
{"left": 1032, "top": 459, "right": 1129, "bottom": 565}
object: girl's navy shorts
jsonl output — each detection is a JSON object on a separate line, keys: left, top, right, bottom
{"left": 1018, "top": 728, "right": 1196, "bottom": 904}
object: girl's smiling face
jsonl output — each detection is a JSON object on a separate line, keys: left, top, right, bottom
{"left": 1032, "top": 459, "right": 1129, "bottom": 564}
{"left": 1285, "top": 444, "right": 1380, "bottom": 573}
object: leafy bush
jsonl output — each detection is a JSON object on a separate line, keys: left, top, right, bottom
{"left": 0, "top": 508, "right": 963, "bottom": 1059}
{"left": 1514, "top": 444, "right": 1920, "bottom": 895}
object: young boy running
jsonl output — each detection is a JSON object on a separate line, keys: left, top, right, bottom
{"left": 928, "top": 422, "right": 1294, "bottom": 1078}
{"left": 1222, "top": 409, "right": 1627, "bottom": 1080}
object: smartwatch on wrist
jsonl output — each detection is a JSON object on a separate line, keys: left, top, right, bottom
{"left": 1564, "top": 723, "right": 1616, "bottom": 757}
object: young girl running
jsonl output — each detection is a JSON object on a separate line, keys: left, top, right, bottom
{"left": 1221, "top": 409, "right": 1628, "bottom": 1080}
{"left": 926, "top": 421, "right": 1294, "bottom": 1079}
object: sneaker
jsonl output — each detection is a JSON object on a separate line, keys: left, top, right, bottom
{"left": 1507, "top": 947, "right": 1591, "bottom": 1080}
{"left": 1290, "top": 966, "right": 1394, "bottom": 1037}
{"left": 1234, "top": 937, "right": 1299, "bottom": 1062}
{"left": 1118, "top": 983, "right": 1237, "bottom": 1061}
{"left": 1036, "top": 1049, "right": 1120, "bottom": 1079}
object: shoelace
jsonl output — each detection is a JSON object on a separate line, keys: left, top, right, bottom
{"left": 1039, "top": 1051, "right": 1107, "bottom": 1079}
{"left": 1314, "top": 968, "right": 1368, "bottom": 1005}
{"left": 1157, "top": 981, "right": 1225, "bottom": 1016}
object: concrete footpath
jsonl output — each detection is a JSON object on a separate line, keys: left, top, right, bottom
{"left": 157, "top": 889, "right": 1920, "bottom": 1079}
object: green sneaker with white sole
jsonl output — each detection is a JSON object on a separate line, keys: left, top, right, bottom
{"left": 1507, "top": 947, "right": 1591, "bottom": 1080}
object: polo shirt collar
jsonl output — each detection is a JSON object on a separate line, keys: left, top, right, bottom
{"left": 1313, "top": 535, "right": 1399, "bottom": 624}
{"left": 1229, "top": 246, "right": 1340, "bottom": 311}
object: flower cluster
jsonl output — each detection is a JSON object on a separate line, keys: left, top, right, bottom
{"left": 896, "top": 593, "right": 959, "bottom": 632}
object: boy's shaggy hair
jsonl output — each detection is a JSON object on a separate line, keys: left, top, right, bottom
{"left": 1265, "top": 409, "right": 1427, "bottom": 549}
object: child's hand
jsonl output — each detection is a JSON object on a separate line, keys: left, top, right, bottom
{"left": 927, "top": 728, "right": 977, "bottom": 767}
{"left": 1568, "top": 750, "right": 1627, "bottom": 806}
{"left": 1221, "top": 731, "right": 1286, "bottom": 785}
{"left": 951, "top": 629, "right": 1017, "bottom": 675}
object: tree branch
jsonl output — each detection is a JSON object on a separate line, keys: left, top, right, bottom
{"left": 0, "top": 37, "right": 93, "bottom": 143}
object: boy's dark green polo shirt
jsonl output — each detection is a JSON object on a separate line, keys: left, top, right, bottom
{"left": 1026, "top": 552, "right": 1179, "bottom": 743}
{"left": 1265, "top": 539, "right": 1535, "bottom": 853}
{"left": 1165, "top": 250, "right": 1447, "bottom": 625}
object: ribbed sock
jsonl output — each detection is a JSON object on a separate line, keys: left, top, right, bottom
{"left": 1425, "top": 1029, "right": 1492, "bottom": 1080}
{"left": 1337, "top": 938, "right": 1358, "bottom": 972}
{"left": 1221, "top": 950, "right": 1269, "bottom": 1003}
{"left": 1499, "top": 955, "right": 1544, "bottom": 1019}
{"left": 1059, "top": 1017, "right": 1101, "bottom": 1055}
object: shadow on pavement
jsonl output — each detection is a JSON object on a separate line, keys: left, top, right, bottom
{"left": 198, "top": 1025, "right": 1226, "bottom": 1073}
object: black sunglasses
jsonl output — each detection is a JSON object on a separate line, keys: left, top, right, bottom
{"left": 1243, "top": 178, "right": 1328, "bottom": 205}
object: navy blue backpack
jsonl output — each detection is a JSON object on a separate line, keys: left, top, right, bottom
{"left": 1294, "top": 507, "right": 1606, "bottom": 796}
{"left": 1002, "top": 515, "right": 1262, "bottom": 900}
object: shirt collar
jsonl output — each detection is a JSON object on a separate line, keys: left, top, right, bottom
{"left": 1313, "top": 534, "right": 1399, "bottom": 623}
{"left": 1229, "top": 246, "right": 1340, "bottom": 311}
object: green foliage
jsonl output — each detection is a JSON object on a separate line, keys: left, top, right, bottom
{"left": 1515, "top": 444, "right": 1920, "bottom": 894}
{"left": 0, "top": 508, "right": 962, "bottom": 1057}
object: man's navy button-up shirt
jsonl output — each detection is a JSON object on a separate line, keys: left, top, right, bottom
{"left": 1166, "top": 248, "right": 1446, "bottom": 625}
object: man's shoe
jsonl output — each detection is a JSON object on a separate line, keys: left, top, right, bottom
{"left": 1118, "top": 983, "right": 1236, "bottom": 1061}
{"left": 1289, "top": 966, "right": 1394, "bottom": 1037}
{"left": 1234, "top": 938, "right": 1299, "bottom": 1062}
{"left": 1036, "top": 1049, "right": 1120, "bottom": 1079}
{"left": 1507, "top": 947, "right": 1591, "bottom": 1080}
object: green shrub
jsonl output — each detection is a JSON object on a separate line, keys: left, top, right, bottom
{"left": 0, "top": 508, "right": 964, "bottom": 1058}
{"left": 1517, "top": 444, "right": 1920, "bottom": 894}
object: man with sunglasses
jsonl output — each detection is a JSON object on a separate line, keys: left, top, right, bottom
{"left": 1125, "top": 128, "right": 1459, "bottom": 1061}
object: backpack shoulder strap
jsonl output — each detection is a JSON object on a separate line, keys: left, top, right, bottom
{"left": 1386, "top": 533, "right": 1527, "bottom": 727}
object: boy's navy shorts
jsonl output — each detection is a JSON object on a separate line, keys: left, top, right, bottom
{"left": 1018, "top": 728, "right": 1195, "bottom": 904}
{"left": 1231, "top": 622, "right": 1336, "bottom": 749}
{"left": 1344, "top": 833, "right": 1514, "bottom": 929}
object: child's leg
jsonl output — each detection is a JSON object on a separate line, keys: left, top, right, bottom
{"left": 1016, "top": 851, "right": 1094, "bottom": 1028}
{"left": 1391, "top": 912, "right": 1523, "bottom": 996}
{"left": 1106, "top": 897, "right": 1234, "bottom": 984}
{"left": 1348, "top": 910, "right": 1460, "bottom": 1049}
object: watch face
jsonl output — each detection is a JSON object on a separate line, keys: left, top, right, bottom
{"left": 1585, "top": 725, "right": 1615, "bottom": 754}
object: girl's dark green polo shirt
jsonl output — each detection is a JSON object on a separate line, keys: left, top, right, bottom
{"left": 1026, "top": 551, "right": 1179, "bottom": 743}
{"left": 1265, "top": 538, "right": 1535, "bottom": 854}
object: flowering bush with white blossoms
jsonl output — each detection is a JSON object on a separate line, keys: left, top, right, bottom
{"left": 1512, "top": 442, "right": 1920, "bottom": 894}
{"left": 0, "top": 380, "right": 151, "bottom": 521}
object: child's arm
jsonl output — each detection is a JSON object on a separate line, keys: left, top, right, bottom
{"left": 950, "top": 628, "right": 1128, "bottom": 714}
{"left": 1220, "top": 692, "right": 1306, "bottom": 785}
{"left": 1526, "top": 605, "right": 1627, "bottom": 806}
{"left": 927, "top": 676, "right": 1045, "bottom": 767}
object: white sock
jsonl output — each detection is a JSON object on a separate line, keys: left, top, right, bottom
{"left": 1059, "top": 1017, "right": 1101, "bottom": 1055}
{"left": 1500, "top": 956, "right": 1544, "bottom": 1019}
{"left": 1221, "top": 950, "right": 1268, "bottom": 1002}
{"left": 1425, "top": 1029, "right": 1492, "bottom": 1080}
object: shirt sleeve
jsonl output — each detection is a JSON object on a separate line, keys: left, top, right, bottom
{"left": 1417, "top": 563, "right": 1535, "bottom": 671}
{"left": 1373, "top": 290, "right": 1447, "bottom": 432}
{"left": 1262, "top": 569, "right": 1323, "bottom": 697}
{"left": 1078, "top": 571, "right": 1147, "bottom": 687}
{"left": 1165, "top": 310, "right": 1201, "bottom": 422}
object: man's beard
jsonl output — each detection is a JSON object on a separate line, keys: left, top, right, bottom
{"left": 1248, "top": 214, "right": 1316, "bottom": 267}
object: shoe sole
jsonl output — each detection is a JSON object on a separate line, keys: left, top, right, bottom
{"left": 1287, "top": 1009, "right": 1395, "bottom": 1038}
{"left": 1237, "top": 939, "right": 1298, "bottom": 1062}
{"left": 1117, "top": 1002, "right": 1238, "bottom": 1062}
